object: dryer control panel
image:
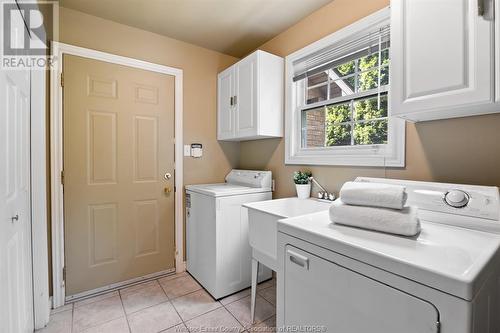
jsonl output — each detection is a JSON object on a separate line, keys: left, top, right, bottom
{"left": 355, "top": 177, "right": 500, "bottom": 222}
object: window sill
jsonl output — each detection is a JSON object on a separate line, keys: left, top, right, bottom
{"left": 285, "top": 118, "right": 406, "bottom": 168}
{"left": 285, "top": 151, "right": 404, "bottom": 167}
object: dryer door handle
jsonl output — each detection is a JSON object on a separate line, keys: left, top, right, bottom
{"left": 287, "top": 250, "right": 309, "bottom": 270}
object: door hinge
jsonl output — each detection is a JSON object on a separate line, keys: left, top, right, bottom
{"left": 60, "top": 170, "right": 65, "bottom": 186}
{"left": 62, "top": 266, "right": 66, "bottom": 282}
{"left": 60, "top": 72, "right": 64, "bottom": 87}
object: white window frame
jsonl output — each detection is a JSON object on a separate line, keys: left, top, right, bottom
{"left": 285, "top": 7, "right": 405, "bottom": 167}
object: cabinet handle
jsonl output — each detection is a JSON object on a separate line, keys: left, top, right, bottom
{"left": 233, "top": 95, "right": 237, "bottom": 106}
{"left": 478, "top": 0, "right": 485, "bottom": 16}
{"left": 230, "top": 96, "right": 234, "bottom": 106}
{"left": 479, "top": 0, "right": 494, "bottom": 20}
{"left": 287, "top": 250, "right": 309, "bottom": 270}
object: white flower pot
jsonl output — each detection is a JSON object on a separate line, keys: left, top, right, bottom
{"left": 295, "top": 183, "right": 311, "bottom": 199}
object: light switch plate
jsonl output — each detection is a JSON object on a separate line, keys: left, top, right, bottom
{"left": 184, "top": 145, "right": 191, "bottom": 157}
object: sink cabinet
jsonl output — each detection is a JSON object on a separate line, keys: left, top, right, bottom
{"left": 217, "top": 50, "right": 284, "bottom": 141}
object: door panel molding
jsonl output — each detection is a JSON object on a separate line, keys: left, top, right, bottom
{"left": 87, "top": 110, "right": 118, "bottom": 185}
{"left": 88, "top": 203, "right": 118, "bottom": 267}
{"left": 50, "top": 42, "right": 184, "bottom": 308}
{"left": 133, "top": 199, "right": 160, "bottom": 258}
{"left": 133, "top": 115, "right": 159, "bottom": 183}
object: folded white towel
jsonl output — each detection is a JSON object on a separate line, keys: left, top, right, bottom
{"left": 329, "top": 200, "right": 421, "bottom": 237}
{"left": 340, "top": 181, "right": 408, "bottom": 210}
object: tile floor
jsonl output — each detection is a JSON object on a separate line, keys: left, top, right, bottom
{"left": 38, "top": 272, "right": 276, "bottom": 333}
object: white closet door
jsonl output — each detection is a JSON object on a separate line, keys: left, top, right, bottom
{"left": 0, "top": 6, "right": 34, "bottom": 333}
{"left": 235, "top": 54, "right": 258, "bottom": 138}
{"left": 391, "top": 0, "right": 494, "bottom": 117}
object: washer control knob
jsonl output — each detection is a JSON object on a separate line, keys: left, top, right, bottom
{"left": 444, "top": 190, "right": 469, "bottom": 208}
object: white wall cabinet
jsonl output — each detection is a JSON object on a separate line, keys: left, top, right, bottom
{"left": 217, "top": 50, "right": 284, "bottom": 141}
{"left": 391, "top": 0, "right": 498, "bottom": 122}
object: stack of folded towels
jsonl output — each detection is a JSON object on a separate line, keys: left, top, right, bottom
{"left": 329, "top": 181, "right": 421, "bottom": 237}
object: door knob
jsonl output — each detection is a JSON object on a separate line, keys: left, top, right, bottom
{"left": 164, "top": 173, "right": 172, "bottom": 180}
{"left": 11, "top": 214, "right": 19, "bottom": 223}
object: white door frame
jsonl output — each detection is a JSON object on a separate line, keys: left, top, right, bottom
{"left": 32, "top": 68, "right": 51, "bottom": 329}
{"left": 50, "top": 42, "right": 184, "bottom": 308}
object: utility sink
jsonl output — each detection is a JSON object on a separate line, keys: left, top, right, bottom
{"left": 243, "top": 197, "right": 331, "bottom": 269}
{"left": 244, "top": 197, "right": 332, "bottom": 324}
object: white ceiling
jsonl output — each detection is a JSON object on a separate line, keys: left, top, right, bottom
{"left": 58, "top": 0, "right": 334, "bottom": 57}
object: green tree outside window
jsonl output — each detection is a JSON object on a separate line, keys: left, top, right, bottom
{"left": 324, "top": 49, "right": 389, "bottom": 146}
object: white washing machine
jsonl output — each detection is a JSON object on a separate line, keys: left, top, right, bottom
{"left": 277, "top": 178, "right": 500, "bottom": 333}
{"left": 186, "top": 170, "right": 273, "bottom": 299}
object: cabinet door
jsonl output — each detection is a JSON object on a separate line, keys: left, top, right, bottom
{"left": 284, "top": 245, "right": 440, "bottom": 333}
{"left": 391, "top": 0, "right": 494, "bottom": 118}
{"left": 235, "top": 54, "right": 258, "bottom": 138}
{"left": 217, "top": 67, "right": 235, "bottom": 140}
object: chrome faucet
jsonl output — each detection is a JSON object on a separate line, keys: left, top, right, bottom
{"left": 309, "top": 177, "right": 336, "bottom": 201}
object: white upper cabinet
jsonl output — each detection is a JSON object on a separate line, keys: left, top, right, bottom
{"left": 391, "top": 0, "right": 496, "bottom": 121}
{"left": 235, "top": 54, "right": 258, "bottom": 138}
{"left": 217, "top": 50, "right": 284, "bottom": 141}
{"left": 217, "top": 67, "right": 235, "bottom": 140}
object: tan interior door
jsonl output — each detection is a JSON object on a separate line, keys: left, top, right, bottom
{"left": 63, "top": 55, "right": 176, "bottom": 296}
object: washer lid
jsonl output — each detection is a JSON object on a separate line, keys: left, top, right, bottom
{"left": 186, "top": 183, "right": 271, "bottom": 197}
{"left": 278, "top": 210, "right": 500, "bottom": 301}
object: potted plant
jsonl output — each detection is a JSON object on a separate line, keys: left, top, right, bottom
{"left": 293, "top": 170, "right": 312, "bottom": 199}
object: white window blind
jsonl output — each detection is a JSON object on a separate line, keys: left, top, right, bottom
{"left": 293, "top": 25, "right": 390, "bottom": 82}
{"left": 285, "top": 8, "right": 405, "bottom": 167}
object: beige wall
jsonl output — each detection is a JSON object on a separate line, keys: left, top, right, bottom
{"left": 52, "top": 1, "right": 500, "bottom": 291}
{"left": 51, "top": 8, "right": 241, "bottom": 283}
{"left": 239, "top": 0, "right": 500, "bottom": 198}
{"left": 59, "top": 7, "right": 241, "bottom": 186}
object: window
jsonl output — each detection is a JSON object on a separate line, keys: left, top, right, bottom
{"left": 285, "top": 8, "right": 405, "bottom": 167}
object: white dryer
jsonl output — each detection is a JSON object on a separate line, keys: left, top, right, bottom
{"left": 277, "top": 178, "right": 500, "bottom": 333}
{"left": 186, "top": 170, "right": 273, "bottom": 299}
